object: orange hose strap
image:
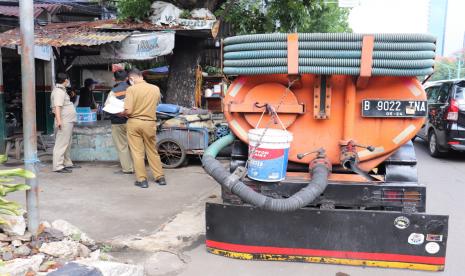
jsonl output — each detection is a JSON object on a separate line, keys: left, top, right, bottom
{"left": 287, "top": 33, "right": 299, "bottom": 75}
{"left": 357, "top": 35, "right": 375, "bottom": 88}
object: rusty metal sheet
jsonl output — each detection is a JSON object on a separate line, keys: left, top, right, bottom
{"left": 0, "top": 21, "right": 132, "bottom": 47}
{"left": 0, "top": 19, "right": 212, "bottom": 47}
{"left": 0, "top": 4, "right": 72, "bottom": 18}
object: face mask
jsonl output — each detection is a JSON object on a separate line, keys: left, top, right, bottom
{"left": 66, "top": 80, "right": 71, "bottom": 87}
{"left": 129, "top": 79, "right": 134, "bottom": 85}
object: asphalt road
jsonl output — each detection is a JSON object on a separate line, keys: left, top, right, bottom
{"left": 180, "top": 139, "right": 465, "bottom": 276}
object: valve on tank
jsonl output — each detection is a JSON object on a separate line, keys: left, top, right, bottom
{"left": 298, "top": 148, "right": 332, "bottom": 173}
{"left": 340, "top": 141, "right": 377, "bottom": 181}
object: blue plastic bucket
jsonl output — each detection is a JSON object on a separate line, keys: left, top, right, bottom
{"left": 247, "top": 128, "right": 293, "bottom": 182}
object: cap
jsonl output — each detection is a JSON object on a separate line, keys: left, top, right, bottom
{"left": 84, "top": 78, "right": 98, "bottom": 87}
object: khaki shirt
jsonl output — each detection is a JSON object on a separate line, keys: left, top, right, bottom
{"left": 124, "top": 81, "right": 161, "bottom": 121}
{"left": 51, "top": 84, "right": 77, "bottom": 123}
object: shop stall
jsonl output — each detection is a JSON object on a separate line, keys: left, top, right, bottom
{"left": 0, "top": 15, "right": 224, "bottom": 162}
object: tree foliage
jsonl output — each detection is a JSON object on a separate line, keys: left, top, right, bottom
{"left": 117, "top": 0, "right": 225, "bottom": 21}
{"left": 216, "top": 0, "right": 351, "bottom": 34}
{"left": 431, "top": 51, "right": 465, "bottom": 81}
{"left": 117, "top": 0, "right": 152, "bottom": 21}
{"left": 216, "top": 0, "right": 272, "bottom": 34}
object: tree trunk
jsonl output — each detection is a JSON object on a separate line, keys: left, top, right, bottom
{"left": 165, "top": 35, "right": 203, "bottom": 107}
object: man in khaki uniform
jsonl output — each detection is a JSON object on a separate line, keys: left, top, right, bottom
{"left": 51, "top": 73, "right": 79, "bottom": 173}
{"left": 124, "top": 68, "right": 166, "bottom": 188}
{"left": 104, "top": 70, "right": 134, "bottom": 174}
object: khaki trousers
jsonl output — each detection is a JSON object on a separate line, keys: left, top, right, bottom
{"left": 53, "top": 122, "right": 74, "bottom": 171}
{"left": 127, "top": 119, "right": 164, "bottom": 181}
{"left": 111, "top": 124, "right": 134, "bottom": 173}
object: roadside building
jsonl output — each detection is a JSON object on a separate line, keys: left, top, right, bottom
{"left": 0, "top": 14, "right": 225, "bottom": 162}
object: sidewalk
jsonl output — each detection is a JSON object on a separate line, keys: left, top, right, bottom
{"left": 4, "top": 159, "right": 218, "bottom": 241}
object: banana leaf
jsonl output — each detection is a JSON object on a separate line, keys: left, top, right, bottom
{"left": 0, "top": 184, "right": 31, "bottom": 196}
{"left": 0, "top": 168, "right": 35, "bottom": 179}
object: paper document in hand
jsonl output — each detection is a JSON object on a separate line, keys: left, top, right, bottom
{"left": 103, "top": 97, "right": 125, "bottom": 114}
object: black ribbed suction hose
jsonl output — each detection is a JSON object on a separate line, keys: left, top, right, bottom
{"left": 202, "top": 134, "right": 330, "bottom": 212}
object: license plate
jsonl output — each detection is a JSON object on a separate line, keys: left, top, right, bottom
{"left": 362, "top": 100, "right": 427, "bottom": 118}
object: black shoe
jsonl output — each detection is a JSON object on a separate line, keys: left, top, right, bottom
{"left": 65, "top": 165, "right": 81, "bottom": 169}
{"left": 156, "top": 177, "right": 167, "bottom": 186}
{"left": 135, "top": 180, "right": 148, "bottom": 188}
{"left": 55, "top": 168, "right": 72, "bottom": 173}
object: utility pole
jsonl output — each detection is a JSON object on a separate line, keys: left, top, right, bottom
{"left": 19, "top": 0, "right": 39, "bottom": 234}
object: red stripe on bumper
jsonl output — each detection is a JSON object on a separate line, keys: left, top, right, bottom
{"left": 206, "top": 240, "right": 445, "bottom": 265}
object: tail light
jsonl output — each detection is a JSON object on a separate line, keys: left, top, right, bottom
{"left": 446, "top": 99, "right": 459, "bottom": 121}
{"left": 383, "top": 190, "right": 402, "bottom": 202}
{"left": 382, "top": 189, "right": 421, "bottom": 203}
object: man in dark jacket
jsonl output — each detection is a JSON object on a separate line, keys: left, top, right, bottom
{"left": 78, "top": 78, "right": 98, "bottom": 110}
{"left": 104, "top": 71, "right": 134, "bottom": 174}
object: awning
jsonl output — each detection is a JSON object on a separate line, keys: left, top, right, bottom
{"left": 0, "top": 4, "right": 73, "bottom": 18}
{"left": 0, "top": 21, "right": 132, "bottom": 47}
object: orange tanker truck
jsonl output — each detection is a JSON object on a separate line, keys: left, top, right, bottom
{"left": 202, "top": 33, "right": 448, "bottom": 271}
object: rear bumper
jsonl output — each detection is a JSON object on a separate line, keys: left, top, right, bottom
{"left": 450, "top": 144, "right": 465, "bottom": 151}
{"left": 448, "top": 138, "right": 465, "bottom": 151}
{"left": 223, "top": 178, "right": 427, "bottom": 212}
{"left": 206, "top": 202, "right": 449, "bottom": 271}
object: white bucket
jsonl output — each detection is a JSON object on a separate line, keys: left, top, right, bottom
{"left": 247, "top": 128, "right": 293, "bottom": 182}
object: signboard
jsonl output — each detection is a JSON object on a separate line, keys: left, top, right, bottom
{"left": 18, "top": 45, "right": 51, "bottom": 61}
{"left": 149, "top": 1, "right": 217, "bottom": 31}
{"left": 101, "top": 32, "right": 175, "bottom": 60}
{"left": 178, "top": 19, "right": 217, "bottom": 30}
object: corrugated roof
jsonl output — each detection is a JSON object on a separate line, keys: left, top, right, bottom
{"left": 93, "top": 20, "right": 187, "bottom": 31}
{"left": 0, "top": 21, "right": 131, "bottom": 47}
{"left": 0, "top": 4, "right": 73, "bottom": 18}
{"left": 0, "top": 19, "right": 211, "bottom": 47}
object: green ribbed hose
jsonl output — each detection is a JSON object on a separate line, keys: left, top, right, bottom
{"left": 224, "top": 50, "right": 436, "bottom": 60}
{"left": 204, "top": 133, "right": 236, "bottom": 158}
{"left": 223, "top": 67, "right": 433, "bottom": 76}
{"left": 224, "top": 58, "right": 434, "bottom": 69}
{"left": 222, "top": 33, "right": 436, "bottom": 76}
{"left": 224, "top": 33, "right": 436, "bottom": 45}
{"left": 224, "top": 42, "right": 436, "bottom": 52}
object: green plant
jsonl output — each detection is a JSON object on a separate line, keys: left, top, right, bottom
{"left": 204, "top": 66, "right": 221, "bottom": 75}
{"left": 0, "top": 156, "right": 33, "bottom": 225}
{"left": 180, "top": 9, "right": 191, "bottom": 19}
{"left": 216, "top": 0, "right": 351, "bottom": 34}
{"left": 100, "top": 244, "right": 113, "bottom": 253}
{"left": 117, "top": 0, "right": 152, "bottom": 21}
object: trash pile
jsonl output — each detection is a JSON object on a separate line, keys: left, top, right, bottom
{"left": 0, "top": 218, "right": 143, "bottom": 276}
{"left": 150, "top": 1, "right": 216, "bottom": 30}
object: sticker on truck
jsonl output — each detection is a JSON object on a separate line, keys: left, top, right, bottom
{"left": 408, "top": 233, "right": 425, "bottom": 245}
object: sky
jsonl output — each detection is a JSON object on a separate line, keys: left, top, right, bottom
{"left": 348, "top": 0, "right": 465, "bottom": 56}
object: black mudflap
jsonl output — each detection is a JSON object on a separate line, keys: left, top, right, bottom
{"left": 206, "top": 203, "right": 448, "bottom": 271}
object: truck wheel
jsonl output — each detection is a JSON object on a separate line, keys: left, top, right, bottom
{"left": 157, "top": 138, "right": 186, "bottom": 168}
{"left": 428, "top": 131, "right": 443, "bottom": 158}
